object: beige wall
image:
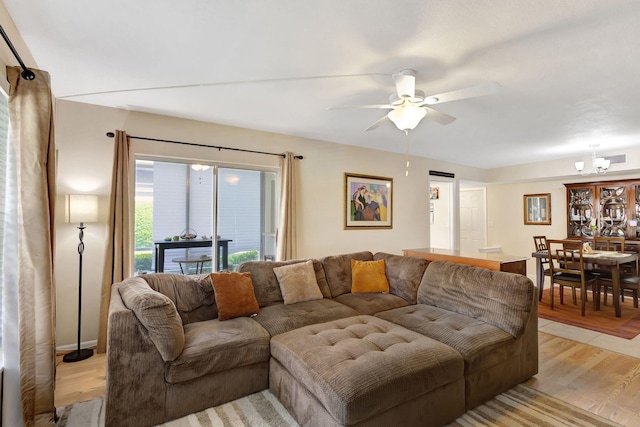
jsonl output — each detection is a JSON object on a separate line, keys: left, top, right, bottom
{"left": 54, "top": 99, "right": 489, "bottom": 347}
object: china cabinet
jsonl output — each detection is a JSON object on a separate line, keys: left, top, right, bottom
{"left": 565, "top": 179, "right": 640, "bottom": 244}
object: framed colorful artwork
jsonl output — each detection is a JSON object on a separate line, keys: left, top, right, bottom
{"left": 344, "top": 173, "right": 393, "bottom": 229}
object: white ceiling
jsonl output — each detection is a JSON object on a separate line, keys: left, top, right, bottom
{"left": 4, "top": 0, "right": 640, "bottom": 169}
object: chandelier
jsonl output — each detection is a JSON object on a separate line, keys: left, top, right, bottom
{"left": 575, "top": 144, "right": 610, "bottom": 176}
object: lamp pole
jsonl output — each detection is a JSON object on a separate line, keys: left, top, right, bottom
{"left": 63, "top": 222, "right": 94, "bottom": 363}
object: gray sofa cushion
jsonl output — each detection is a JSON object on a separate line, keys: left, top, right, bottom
{"left": 252, "top": 299, "right": 359, "bottom": 336}
{"left": 375, "top": 304, "right": 514, "bottom": 374}
{"left": 333, "top": 293, "right": 409, "bottom": 315}
{"left": 118, "top": 277, "right": 185, "bottom": 362}
{"left": 270, "top": 315, "right": 464, "bottom": 425}
{"left": 238, "top": 259, "right": 331, "bottom": 306}
{"left": 374, "top": 252, "right": 430, "bottom": 303}
{"left": 142, "top": 273, "right": 217, "bottom": 324}
{"left": 320, "top": 251, "right": 374, "bottom": 297}
{"left": 418, "top": 261, "right": 534, "bottom": 337}
{"left": 165, "top": 317, "right": 270, "bottom": 384}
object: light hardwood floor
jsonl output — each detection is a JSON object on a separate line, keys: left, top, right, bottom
{"left": 55, "top": 331, "right": 640, "bottom": 426}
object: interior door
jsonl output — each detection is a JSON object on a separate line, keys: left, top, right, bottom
{"left": 460, "top": 187, "right": 487, "bottom": 253}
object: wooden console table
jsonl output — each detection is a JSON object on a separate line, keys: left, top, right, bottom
{"left": 402, "top": 247, "right": 528, "bottom": 276}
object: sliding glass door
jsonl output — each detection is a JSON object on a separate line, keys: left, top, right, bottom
{"left": 217, "top": 167, "right": 278, "bottom": 269}
{"left": 134, "top": 160, "right": 277, "bottom": 274}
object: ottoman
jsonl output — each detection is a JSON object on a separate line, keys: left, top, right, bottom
{"left": 269, "top": 315, "right": 465, "bottom": 427}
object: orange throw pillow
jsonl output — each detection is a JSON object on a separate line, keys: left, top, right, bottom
{"left": 210, "top": 272, "right": 260, "bottom": 321}
{"left": 351, "top": 259, "right": 390, "bottom": 293}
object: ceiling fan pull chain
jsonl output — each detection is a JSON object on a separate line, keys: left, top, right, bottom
{"left": 404, "top": 130, "right": 411, "bottom": 176}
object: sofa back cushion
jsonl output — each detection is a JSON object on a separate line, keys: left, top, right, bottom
{"left": 320, "top": 251, "right": 374, "bottom": 297}
{"left": 237, "top": 259, "right": 330, "bottom": 306}
{"left": 417, "top": 261, "right": 534, "bottom": 338}
{"left": 118, "top": 277, "right": 185, "bottom": 361}
{"left": 373, "top": 252, "right": 430, "bottom": 304}
{"left": 142, "top": 273, "right": 217, "bottom": 324}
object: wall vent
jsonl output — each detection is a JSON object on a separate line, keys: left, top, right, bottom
{"left": 429, "top": 170, "right": 455, "bottom": 178}
{"left": 604, "top": 153, "right": 627, "bottom": 165}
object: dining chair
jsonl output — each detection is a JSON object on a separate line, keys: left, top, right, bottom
{"left": 588, "top": 236, "right": 623, "bottom": 282}
{"left": 533, "top": 235, "right": 551, "bottom": 302}
{"left": 590, "top": 237, "right": 639, "bottom": 308}
{"left": 547, "top": 239, "right": 598, "bottom": 316}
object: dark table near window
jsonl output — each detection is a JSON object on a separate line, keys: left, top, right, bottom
{"left": 154, "top": 239, "right": 232, "bottom": 272}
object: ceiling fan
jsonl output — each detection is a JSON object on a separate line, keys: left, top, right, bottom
{"left": 329, "top": 69, "right": 501, "bottom": 133}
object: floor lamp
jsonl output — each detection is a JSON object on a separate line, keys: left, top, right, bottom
{"left": 64, "top": 194, "right": 99, "bottom": 363}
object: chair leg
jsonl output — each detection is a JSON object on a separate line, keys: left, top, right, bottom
{"left": 550, "top": 282, "right": 555, "bottom": 310}
{"left": 559, "top": 285, "right": 564, "bottom": 305}
{"left": 633, "top": 289, "right": 639, "bottom": 309}
{"left": 572, "top": 287, "right": 577, "bottom": 305}
{"left": 580, "top": 285, "right": 586, "bottom": 316}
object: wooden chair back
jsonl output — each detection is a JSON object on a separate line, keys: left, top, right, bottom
{"left": 546, "top": 239, "right": 595, "bottom": 315}
{"left": 533, "top": 235, "right": 548, "bottom": 253}
{"left": 593, "top": 236, "right": 625, "bottom": 252}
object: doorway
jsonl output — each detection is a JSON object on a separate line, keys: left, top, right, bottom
{"left": 429, "top": 179, "right": 455, "bottom": 249}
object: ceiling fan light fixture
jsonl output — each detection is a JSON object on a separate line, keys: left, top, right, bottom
{"left": 388, "top": 107, "right": 427, "bottom": 131}
{"left": 424, "top": 96, "right": 439, "bottom": 105}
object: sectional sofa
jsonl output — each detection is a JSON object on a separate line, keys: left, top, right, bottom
{"left": 105, "top": 251, "right": 538, "bottom": 427}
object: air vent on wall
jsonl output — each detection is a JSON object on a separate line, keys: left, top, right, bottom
{"left": 604, "top": 153, "right": 627, "bottom": 166}
{"left": 429, "top": 170, "right": 455, "bottom": 178}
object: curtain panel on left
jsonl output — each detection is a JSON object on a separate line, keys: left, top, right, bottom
{"left": 6, "top": 66, "right": 57, "bottom": 426}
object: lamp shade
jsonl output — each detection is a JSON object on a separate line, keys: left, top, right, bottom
{"left": 66, "top": 194, "right": 99, "bottom": 223}
{"left": 388, "top": 107, "right": 427, "bottom": 131}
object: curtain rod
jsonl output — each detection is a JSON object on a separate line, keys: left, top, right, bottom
{"left": 106, "top": 132, "right": 303, "bottom": 159}
{"left": 0, "top": 24, "right": 35, "bottom": 81}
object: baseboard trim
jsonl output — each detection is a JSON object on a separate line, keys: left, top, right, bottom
{"left": 56, "top": 340, "right": 97, "bottom": 352}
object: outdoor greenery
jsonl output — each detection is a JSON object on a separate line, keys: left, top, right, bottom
{"left": 135, "top": 200, "right": 153, "bottom": 248}
{"left": 228, "top": 250, "right": 259, "bottom": 266}
{"left": 135, "top": 201, "right": 153, "bottom": 273}
{"left": 135, "top": 251, "right": 153, "bottom": 273}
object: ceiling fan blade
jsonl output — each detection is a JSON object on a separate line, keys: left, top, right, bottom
{"left": 365, "top": 115, "right": 390, "bottom": 131}
{"left": 422, "top": 82, "right": 501, "bottom": 105}
{"left": 392, "top": 70, "right": 416, "bottom": 99}
{"left": 425, "top": 107, "right": 456, "bottom": 125}
{"left": 326, "top": 104, "right": 393, "bottom": 110}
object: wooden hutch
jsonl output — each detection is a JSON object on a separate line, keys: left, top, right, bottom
{"left": 565, "top": 178, "right": 640, "bottom": 251}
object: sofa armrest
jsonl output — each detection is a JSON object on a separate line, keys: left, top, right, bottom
{"left": 105, "top": 284, "right": 168, "bottom": 427}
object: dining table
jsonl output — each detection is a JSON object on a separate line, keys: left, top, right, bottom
{"left": 532, "top": 249, "right": 638, "bottom": 317}
{"left": 154, "top": 238, "right": 232, "bottom": 272}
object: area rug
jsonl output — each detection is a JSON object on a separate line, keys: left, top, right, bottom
{"left": 56, "top": 384, "right": 621, "bottom": 427}
{"left": 538, "top": 287, "right": 640, "bottom": 339}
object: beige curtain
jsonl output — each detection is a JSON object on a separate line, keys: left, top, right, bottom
{"left": 276, "top": 152, "right": 296, "bottom": 260}
{"left": 97, "top": 130, "right": 133, "bottom": 353}
{"left": 7, "top": 67, "right": 57, "bottom": 426}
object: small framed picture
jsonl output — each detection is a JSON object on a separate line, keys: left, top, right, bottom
{"left": 524, "top": 193, "right": 551, "bottom": 225}
{"left": 430, "top": 187, "right": 439, "bottom": 200}
{"left": 345, "top": 173, "right": 392, "bottom": 229}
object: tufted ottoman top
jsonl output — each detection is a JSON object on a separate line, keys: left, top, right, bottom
{"left": 270, "top": 315, "right": 464, "bottom": 425}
